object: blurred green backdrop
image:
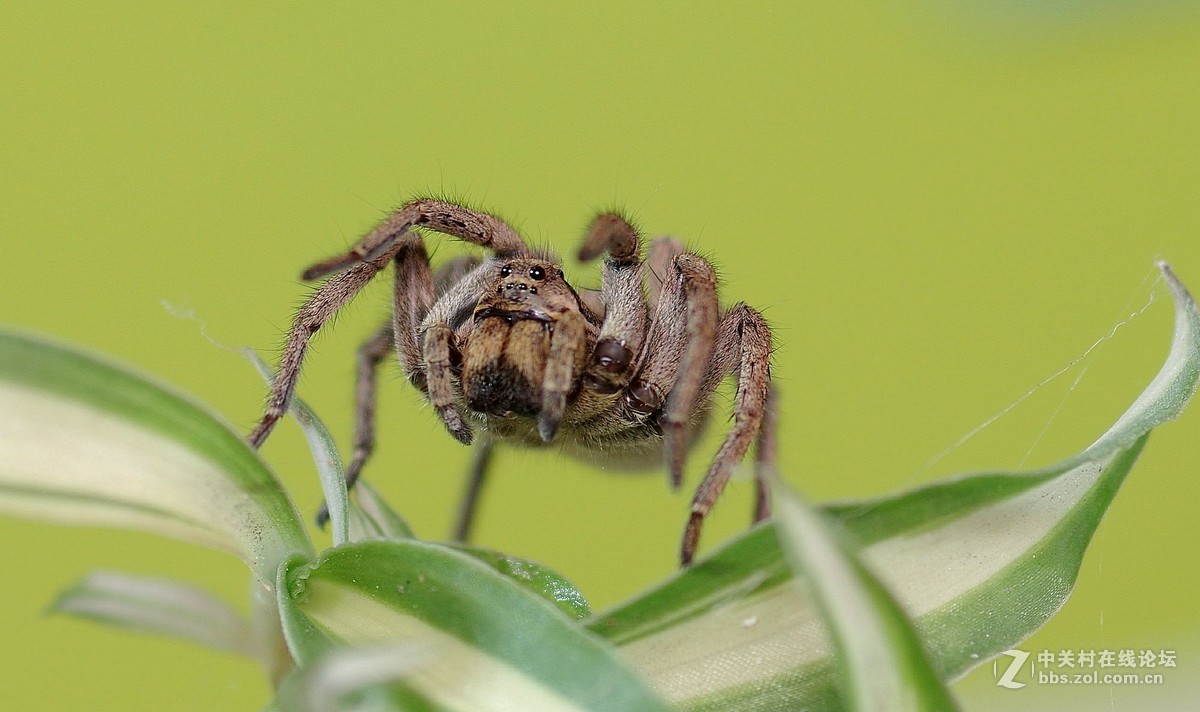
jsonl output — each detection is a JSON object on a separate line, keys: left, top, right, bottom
{"left": 2, "top": 2, "right": 1197, "bottom": 709}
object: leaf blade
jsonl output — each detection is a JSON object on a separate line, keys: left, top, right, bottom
{"left": 770, "top": 481, "right": 958, "bottom": 711}
{"left": 450, "top": 545, "right": 591, "bottom": 620}
{"left": 50, "top": 570, "right": 252, "bottom": 656}
{"left": 348, "top": 481, "right": 416, "bottom": 541}
{"left": 0, "top": 329, "right": 312, "bottom": 583}
{"left": 247, "top": 349, "right": 350, "bottom": 547}
{"left": 595, "top": 263, "right": 1199, "bottom": 709}
{"left": 285, "top": 540, "right": 666, "bottom": 712}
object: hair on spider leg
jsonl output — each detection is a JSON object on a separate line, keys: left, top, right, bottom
{"left": 251, "top": 197, "right": 776, "bottom": 566}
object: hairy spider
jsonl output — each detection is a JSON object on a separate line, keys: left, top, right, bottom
{"left": 249, "top": 198, "right": 776, "bottom": 565}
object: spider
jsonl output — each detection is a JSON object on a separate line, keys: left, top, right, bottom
{"left": 249, "top": 198, "right": 776, "bottom": 565}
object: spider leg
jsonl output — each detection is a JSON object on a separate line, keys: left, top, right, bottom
{"left": 622, "top": 251, "right": 720, "bottom": 488}
{"left": 452, "top": 435, "right": 496, "bottom": 542}
{"left": 577, "top": 288, "right": 606, "bottom": 321}
{"left": 753, "top": 384, "right": 778, "bottom": 523}
{"left": 347, "top": 322, "right": 395, "bottom": 490}
{"left": 419, "top": 254, "right": 530, "bottom": 446}
{"left": 626, "top": 255, "right": 691, "bottom": 444}
{"left": 314, "top": 242, "right": 443, "bottom": 525}
{"left": 314, "top": 320, "right": 393, "bottom": 527}
{"left": 612, "top": 235, "right": 684, "bottom": 400}
{"left": 538, "top": 309, "right": 588, "bottom": 440}
{"left": 577, "top": 214, "right": 648, "bottom": 394}
{"left": 415, "top": 259, "right": 508, "bottom": 446}
{"left": 253, "top": 205, "right": 495, "bottom": 451}
{"left": 302, "top": 198, "right": 527, "bottom": 281}
{"left": 433, "top": 254, "right": 483, "bottom": 293}
{"left": 423, "top": 322, "right": 473, "bottom": 445}
{"left": 249, "top": 259, "right": 385, "bottom": 449}
{"left": 577, "top": 213, "right": 639, "bottom": 261}
{"left": 660, "top": 255, "right": 721, "bottom": 487}
{"left": 680, "top": 303, "right": 772, "bottom": 566}
{"left": 391, "top": 241, "right": 437, "bottom": 383}
{"left": 420, "top": 259, "right": 503, "bottom": 333}
{"left": 644, "top": 236, "right": 684, "bottom": 308}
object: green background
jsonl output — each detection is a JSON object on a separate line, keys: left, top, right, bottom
{"left": 2, "top": 2, "right": 1197, "bottom": 709}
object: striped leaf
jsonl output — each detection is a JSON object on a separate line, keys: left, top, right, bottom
{"left": 770, "top": 480, "right": 958, "bottom": 711}
{"left": 50, "top": 570, "right": 253, "bottom": 657}
{"left": 268, "top": 644, "right": 436, "bottom": 712}
{"left": 592, "top": 262, "right": 1199, "bottom": 709}
{"left": 0, "top": 330, "right": 312, "bottom": 584}
{"left": 279, "top": 539, "right": 666, "bottom": 711}
{"left": 347, "top": 481, "right": 416, "bottom": 542}
{"left": 248, "top": 349, "right": 350, "bottom": 547}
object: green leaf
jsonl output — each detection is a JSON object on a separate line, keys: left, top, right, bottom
{"left": 450, "top": 545, "right": 592, "bottom": 620}
{"left": 49, "top": 569, "right": 292, "bottom": 688}
{"left": 348, "top": 481, "right": 416, "bottom": 541}
{"left": 50, "top": 570, "right": 253, "bottom": 656}
{"left": 592, "top": 263, "right": 1199, "bottom": 710}
{"left": 342, "top": 483, "right": 587, "bottom": 619}
{"left": 247, "top": 349, "right": 350, "bottom": 547}
{"left": 277, "top": 554, "right": 338, "bottom": 665}
{"left": 770, "top": 481, "right": 957, "bottom": 711}
{"left": 283, "top": 539, "right": 667, "bottom": 711}
{"left": 268, "top": 645, "right": 439, "bottom": 712}
{"left": 0, "top": 329, "right": 312, "bottom": 584}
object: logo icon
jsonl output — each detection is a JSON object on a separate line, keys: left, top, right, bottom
{"left": 994, "top": 649, "right": 1030, "bottom": 689}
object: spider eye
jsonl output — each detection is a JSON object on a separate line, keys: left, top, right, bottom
{"left": 529, "top": 266, "right": 546, "bottom": 280}
{"left": 500, "top": 265, "right": 512, "bottom": 278}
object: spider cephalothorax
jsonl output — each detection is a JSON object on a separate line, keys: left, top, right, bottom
{"left": 250, "top": 198, "right": 776, "bottom": 565}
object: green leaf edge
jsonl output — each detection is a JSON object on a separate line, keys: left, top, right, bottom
{"left": 0, "top": 328, "right": 313, "bottom": 583}
{"left": 286, "top": 539, "right": 667, "bottom": 711}
{"left": 770, "top": 479, "right": 959, "bottom": 712}
{"left": 247, "top": 348, "right": 350, "bottom": 547}
{"left": 591, "top": 262, "right": 1199, "bottom": 709}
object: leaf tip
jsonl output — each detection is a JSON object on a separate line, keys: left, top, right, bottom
{"left": 1157, "top": 261, "right": 1194, "bottom": 306}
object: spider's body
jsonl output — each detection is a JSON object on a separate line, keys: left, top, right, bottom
{"left": 250, "top": 199, "right": 776, "bottom": 564}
